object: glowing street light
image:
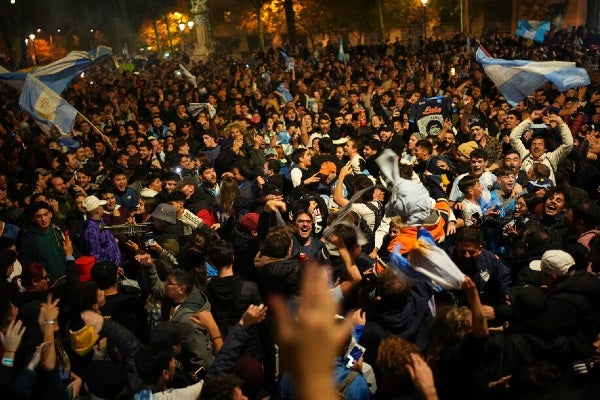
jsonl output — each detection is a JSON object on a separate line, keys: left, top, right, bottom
{"left": 421, "top": 0, "right": 428, "bottom": 42}
{"left": 28, "top": 33, "right": 37, "bottom": 66}
{"left": 177, "top": 17, "right": 195, "bottom": 54}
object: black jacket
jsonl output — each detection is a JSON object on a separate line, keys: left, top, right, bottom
{"left": 206, "top": 275, "right": 263, "bottom": 359}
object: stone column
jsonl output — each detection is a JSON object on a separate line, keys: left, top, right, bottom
{"left": 191, "top": 0, "right": 214, "bottom": 61}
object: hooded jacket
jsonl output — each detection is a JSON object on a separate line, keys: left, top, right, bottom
{"left": 146, "top": 263, "right": 213, "bottom": 369}
{"left": 254, "top": 253, "right": 300, "bottom": 299}
{"left": 206, "top": 275, "right": 263, "bottom": 359}
{"left": 171, "top": 287, "right": 213, "bottom": 370}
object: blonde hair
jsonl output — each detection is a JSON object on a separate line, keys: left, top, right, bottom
{"left": 389, "top": 216, "right": 408, "bottom": 230}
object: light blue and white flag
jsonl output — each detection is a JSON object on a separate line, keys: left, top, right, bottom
{"left": 476, "top": 47, "right": 590, "bottom": 106}
{"left": 19, "top": 75, "right": 78, "bottom": 133}
{"left": 516, "top": 20, "right": 551, "bottom": 42}
{"left": 0, "top": 46, "right": 112, "bottom": 95}
{"left": 338, "top": 38, "right": 345, "bottom": 64}
{"left": 277, "top": 82, "right": 293, "bottom": 103}
{"left": 280, "top": 50, "right": 294, "bottom": 72}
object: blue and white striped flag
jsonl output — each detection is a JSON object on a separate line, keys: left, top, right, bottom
{"left": 476, "top": 47, "right": 590, "bottom": 106}
{"left": 19, "top": 75, "right": 78, "bottom": 133}
{"left": 0, "top": 46, "right": 112, "bottom": 95}
{"left": 516, "top": 20, "right": 551, "bottom": 42}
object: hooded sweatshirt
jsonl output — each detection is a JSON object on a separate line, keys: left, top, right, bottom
{"left": 254, "top": 253, "right": 300, "bottom": 299}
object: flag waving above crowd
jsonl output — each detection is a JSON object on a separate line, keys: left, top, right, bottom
{"left": 476, "top": 47, "right": 590, "bottom": 106}
{"left": 0, "top": 46, "right": 112, "bottom": 134}
{"left": 515, "top": 20, "right": 551, "bottom": 42}
{"left": 19, "top": 75, "right": 78, "bottom": 134}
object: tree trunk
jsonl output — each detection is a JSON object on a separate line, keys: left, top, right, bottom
{"left": 284, "top": 0, "right": 297, "bottom": 44}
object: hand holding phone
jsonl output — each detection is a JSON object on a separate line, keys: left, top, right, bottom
{"left": 344, "top": 343, "right": 366, "bottom": 368}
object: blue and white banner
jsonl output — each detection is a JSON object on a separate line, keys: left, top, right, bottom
{"left": 516, "top": 20, "right": 551, "bottom": 42}
{"left": 476, "top": 47, "right": 590, "bottom": 106}
{"left": 338, "top": 38, "right": 345, "bottom": 64}
{"left": 0, "top": 46, "right": 112, "bottom": 95}
{"left": 19, "top": 75, "right": 78, "bottom": 133}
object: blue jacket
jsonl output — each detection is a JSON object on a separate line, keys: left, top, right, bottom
{"left": 448, "top": 246, "right": 512, "bottom": 306}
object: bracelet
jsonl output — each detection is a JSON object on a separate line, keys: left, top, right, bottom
{"left": 211, "top": 336, "right": 222, "bottom": 341}
{"left": 1, "top": 357, "right": 14, "bottom": 367}
{"left": 44, "top": 319, "right": 57, "bottom": 325}
{"left": 3, "top": 350, "right": 15, "bottom": 354}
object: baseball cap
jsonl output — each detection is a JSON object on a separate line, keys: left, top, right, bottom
{"left": 528, "top": 177, "right": 554, "bottom": 191}
{"left": 469, "top": 118, "right": 487, "bottom": 130}
{"left": 529, "top": 249, "right": 575, "bottom": 276}
{"left": 265, "top": 148, "right": 277, "bottom": 157}
{"left": 176, "top": 175, "right": 197, "bottom": 189}
{"left": 34, "top": 168, "right": 51, "bottom": 176}
{"left": 239, "top": 212, "right": 260, "bottom": 233}
{"left": 318, "top": 161, "right": 337, "bottom": 176}
{"left": 83, "top": 195, "right": 107, "bottom": 212}
{"left": 151, "top": 203, "right": 177, "bottom": 224}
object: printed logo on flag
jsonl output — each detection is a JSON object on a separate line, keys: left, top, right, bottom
{"left": 34, "top": 88, "right": 61, "bottom": 122}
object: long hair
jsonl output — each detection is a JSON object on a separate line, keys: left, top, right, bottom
{"left": 426, "top": 305, "right": 472, "bottom": 369}
{"left": 217, "top": 176, "right": 241, "bottom": 214}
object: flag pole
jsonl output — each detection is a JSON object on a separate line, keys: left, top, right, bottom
{"left": 76, "top": 112, "right": 111, "bottom": 144}
{"left": 22, "top": 73, "right": 110, "bottom": 144}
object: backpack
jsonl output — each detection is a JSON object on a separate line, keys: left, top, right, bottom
{"left": 364, "top": 201, "right": 384, "bottom": 233}
{"left": 337, "top": 370, "right": 360, "bottom": 399}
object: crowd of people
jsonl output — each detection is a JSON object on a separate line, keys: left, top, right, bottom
{"left": 1, "top": 25, "right": 600, "bottom": 400}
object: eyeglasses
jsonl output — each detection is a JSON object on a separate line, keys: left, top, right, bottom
{"left": 38, "top": 275, "right": 50, "bottom": 283}
{"left": 166, "top": 281, "right": 183, "bottom": 286}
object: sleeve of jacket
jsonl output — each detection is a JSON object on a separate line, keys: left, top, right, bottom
{"left": 144, "top": 263, "right": 166, "bottom": 298}
{"left": 101, "top": 319, "right": 143, "bottom": 371}
{"left": 547, "top": 122, "right": 574, "bottom": 169}
{"left": 509, "top": 119, "right": 531, "bottom": 159}
{"left": 206, "top": 323, "right": 249, "bottom": 378}
{"left": 82, "top": 223, "right": 102, "bottom": 260}
{"left": 493, "top": 256, "right": 512, "bottom": 297}
{"left": 10, "top": 368, "right": 38, "bottom": 399}
{"left": 488, "top": 136, "right": 503, "bottom": 167}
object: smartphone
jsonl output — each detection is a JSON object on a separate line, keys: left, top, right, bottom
{"left": 344, "top": 343, "right": 366, "bottom": 368}
{"left": 144, "top": 232, "right": 155, "bottom": 248}
{"left": 450, "top": 67, "right": 456, "bottom": 76}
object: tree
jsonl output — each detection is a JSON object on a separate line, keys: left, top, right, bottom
{"left": 284, "top": 0, "right": 297, "bottom": 44}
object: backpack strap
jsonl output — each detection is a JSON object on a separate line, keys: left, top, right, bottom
{"left": 337, "top": 370, "right": 360, "bottom": 398}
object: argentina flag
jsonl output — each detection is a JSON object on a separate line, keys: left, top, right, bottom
{"left": 476, "top": 47, "right": 590, "bottom": 106}
{"left": 19, "top": 75, "right": 78, "bottom": 133}
{"left": 0, "top": 46, "right": 111, "bottom": 95}
{"left": 516, "top": 20, "right": 551, "bottom": 42}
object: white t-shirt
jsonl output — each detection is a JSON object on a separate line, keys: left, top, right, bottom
{"left": 449, "top": 171, "right": 496, "bottom": 207}
{"left": 351, "top": 201, "right": 380, "bottom": 230}
{"left": 461, "top": 199, "right": 483, "bottom": 227}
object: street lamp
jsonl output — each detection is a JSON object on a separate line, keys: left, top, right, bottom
{"left": 177, "top": 19, "right": 195, "bottom": 54}
{"left": 28, "top": 33, "right": 37, "bottom": 65}
{"left": 421, "top": 0, "right": 428, "bottom": 42}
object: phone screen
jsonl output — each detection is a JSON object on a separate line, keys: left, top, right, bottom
{"left": 345, "top": 344, "right": 366, "bottom": 368}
